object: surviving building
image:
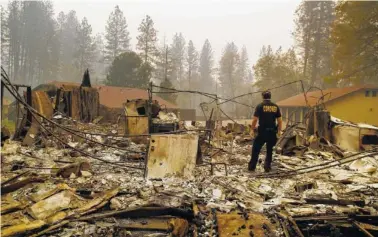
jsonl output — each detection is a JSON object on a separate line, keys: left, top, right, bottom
{"left": 277, "top": 86, "right": 378, "bottom": 126}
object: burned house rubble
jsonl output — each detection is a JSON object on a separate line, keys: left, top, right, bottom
{"left": 2, "top": 72, "right": 378, "bottom": 237}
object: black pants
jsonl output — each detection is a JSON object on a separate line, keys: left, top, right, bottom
{"left": 249, "top": 131, "right": 277, "bottom": 171}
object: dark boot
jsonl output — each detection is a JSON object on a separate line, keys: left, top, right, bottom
{"left": 264, "top": 132, "right": 277, "bottom": 173}
{"left": 248, "top": 162, "right": 255, "bottom": 171}
{"left": 249, "top": 135, "right": 264, "bottom": 171}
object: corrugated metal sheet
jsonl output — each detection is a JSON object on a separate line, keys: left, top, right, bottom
{"left": 146, "top": 134, "right": 199, "bottom": 179}
{"left": 332, "top": 126, "right": 360, "bottom": 152}
{"left": 332, "top": 124, "right": 378, "bottom": 151}
{"left": 22, "top": 91, "right": 53, "bottom": 146}
{"left": 31, "top": 91, "right": 53, "bottom": 119}
{"left": 127, "top": 117, "right": 149, "bottom": 135}
{"left": 277, "top": 86, "right": 376, "bottom": 107}
{"left": 123, "top": 100, "right": 149, "bottom": 137}
{"left": 56, "top": 86, "right": 99, "bottom": 122}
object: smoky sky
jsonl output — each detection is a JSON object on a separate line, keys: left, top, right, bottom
{"left": 15, "top": 0, "right": 301, "bottom": 67}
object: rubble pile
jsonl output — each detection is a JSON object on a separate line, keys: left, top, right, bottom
{"left": 2, "top": 114, "right": 378, "bottom": 236}
{"left": 153, "top": 111, "right": 179, "bottom": 124}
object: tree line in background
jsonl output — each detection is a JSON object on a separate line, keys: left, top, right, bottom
{"left": 1, "top": 1, "right": 377, "bottom": 118}
{"left": 254, "top": 1, "right": 378, "bottom": 105}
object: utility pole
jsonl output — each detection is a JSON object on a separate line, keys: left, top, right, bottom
{"left": 165, "top": 46, "right": 168, "bottom": 82}
{"left": 148, "top": 82, "right": 153, "bottom": 133}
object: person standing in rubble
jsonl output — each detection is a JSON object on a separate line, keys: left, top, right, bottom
{"left": 249, "top": 91, "right": 282, "bottom": 172}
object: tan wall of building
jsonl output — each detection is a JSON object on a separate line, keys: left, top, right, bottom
{"left": 326, "top": 89, "right": 378, "bottom": 126}
{"left": 280, "top": 89, "right": 378, "bottom": 126}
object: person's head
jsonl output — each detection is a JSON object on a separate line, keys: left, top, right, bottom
{"left": 262, "top": 91, "right": 271, "bottom": 100}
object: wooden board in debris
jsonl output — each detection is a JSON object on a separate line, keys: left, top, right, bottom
{"left": 146, "top": 134, "right": 199, "bottom": 179}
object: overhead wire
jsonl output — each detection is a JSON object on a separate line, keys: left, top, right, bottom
{"left": 153, "top": 84, "right": 256, "bottom": 109}
{"left": 153, "top": 81, "right": 308, "bottom": 125}
{"left": 4, "top": 86, "right": 144, "bottom": 170}
{"left": 2, "top": 67, "right": 343, "bottom": 173}
{"left": 3, "top": 81, "right": 143, "bottom": 170}
{"left": 2, "top": 69, "right": 144, "bottom": 170}
{"left": 47, "top": 113, "right": 210, "bottom": 137}
{"left": 1, "top": 68, "right": 145, "bottom": 154}
{"left": 216, "top": 80, "right": 302, "bottom": 106}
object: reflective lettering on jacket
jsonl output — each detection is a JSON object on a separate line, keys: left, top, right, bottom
{"left": 263, "top": 105, "right": 277, "bottom": 113}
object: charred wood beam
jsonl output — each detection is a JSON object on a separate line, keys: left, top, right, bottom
{"left": 30, "top": 220, "right": 69, "bottom": 237}
{"left": 77, "top": 207, "right": 194, "bottom": 222}
{"left": 295, "top": 215, "right": 348, "bottom": 222}
{"left": 274, "top": 214, "right": 290, "bottom": 237}
{"left": 26, "top": 86, "right": 32, "bottom": 126}
{"left": 304, "top": 198, "right": 365, "bottom": 207}
{"left": 353, "top": 215, "right": 378, "bottom": 225}
{"left": 75, "top": 188, "right": 137, "bottom": 198}
{"left": 277, "top": 212, "right": 304, "bottom": 237}
{"left": 295, "top": 215, "right": 378, "bottom": 226}
{"left": 115, "top": 217, "right": 172, "bottom": 231}
{"left": 1, "top": 176, "right": 45, "bottom": 194}
{"left": 1, "top": 171, "right": 30, "bottom": 186}
{"left": 54, "top": 88, "right": 61, "bottom": 114}
{"left": 15, "top": 85, "right": 20, "bottom": 130}
{"left": 353, "top": 221, "right": 374, "bottom": 237}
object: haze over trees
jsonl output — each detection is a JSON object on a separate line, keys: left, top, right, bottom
{"left": 253, "top": 1, "right": 378, "bottom": 105}
{"left": 1, "top": 0, "right": 377, "bottom": 118}
{"left": 329, "top": 1, "right": 378, "bottom": 85}
{"left": 293, "top": 1, "right": 335, "bottom": 88}
{"left": 136, "top": 15, "right": 158, "bottom": 65}
{"left": 104, "top": 5, "right": 130, "bottom": 63}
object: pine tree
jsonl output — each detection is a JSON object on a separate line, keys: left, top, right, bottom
{"left": 58, "top": 10, "right": 80, "bottom": 82}
{"left": 38, "top": 1, "right": 59, "bottom": 83}
{"left": 186, "top": 40, "right": 199, "bottom": 108}
{"left": 232, "top": 45, "right": 250, "bottom": 118}
{"left": 159, "top": 78, "right": 177, "bottom": 104}
{"left": 237, "top": 46, "right": 249, "bottom": 83}
{"left": 92, "top": 33, "right": 106, "bottom": 84}
{"left": 169, "top": 32, "right": 186, "bottom": 86}
{"left": 253, "top": 45, "right": 275, "bottom": 83}
{"left": 293, "top": 1, "right": 335, "bottom": 88}
{"left": 1, "top": 5, "right": 10, "bottom": 73}
{"left": 248, "top": 69, "right": 253, "bottom": 83}
{"left": 253, "top": 46, "right": 301, "bottom": 101}
{"left": 329, "top": 1, "right": 378, "bottom": 85}
{"left": 5, "top": 1, "right": 58, "bottom": 86}
{"left": 136, "top": 15, "right": 158, "bottom": 64}
{"left": 154, "top": 40, "right": 173, "bottom": 84}
{"left": 55, "top": 11, "right": 65, "bottom": 79}
{"left": 6, "top": 0, "right": 22, "bottom": 81}
{"left": 75, "top": 17, "right": 95, "bottom": 75}
{"left": 187, "top": 40, "right": 199, "bottom": 88}
{"left": 199, "top": 39, "right": 214, "bottom": 93}
{"left": 105, "top": 5, "right": 130, "bottom": 63}
{"left": 218, "top": 42, "right": 240, "bottom": 115}
{"left": 106, "top": 51, "right": 148, "bottom": 88}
